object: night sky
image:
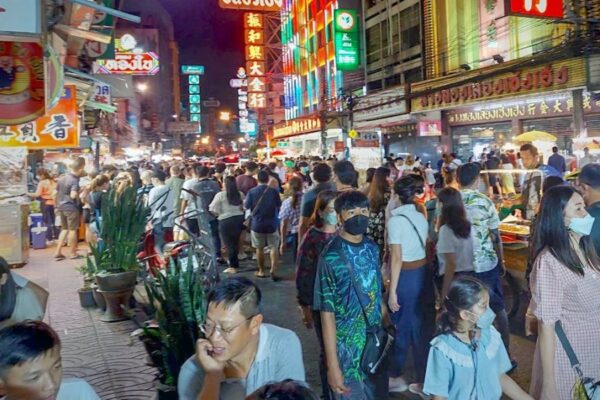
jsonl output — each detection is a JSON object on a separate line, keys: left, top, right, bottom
{"left": 159, "top": 0, "right": 245, "bottom": 110}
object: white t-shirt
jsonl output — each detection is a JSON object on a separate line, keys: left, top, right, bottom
{"left": 387, "top": 204, "right": 428, "bottom": 262}
{"left": 56, "top": 378, "right": 100, "bottom": 399}
{"left": 436, "top": 224, "right": 475, "bottom": 276}
{"left": 180, "top": 178, "right": 200, "bottom": 216}
{"left": 148, "top": 185, "right": 175, "bottom": 227}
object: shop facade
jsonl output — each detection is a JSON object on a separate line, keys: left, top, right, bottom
{"left": 271, "top": 115, "right": 344, "bottom": 158}
{"left": 410, "top": 57, "right": 597, "bottom": 162}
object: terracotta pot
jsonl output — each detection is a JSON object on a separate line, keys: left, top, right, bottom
{"left": 91, "top": 284, "right": 106, "bottom": 311}
{"left": 77, "top": 288, "right": 96, "bottom": 308}
{"left": 95, "top": 270, "right": 138, "bottom": 292}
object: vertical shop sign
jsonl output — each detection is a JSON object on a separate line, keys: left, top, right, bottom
{"left": 244, "top": 12, "right": 267, "bottom": 108}
{"left": 333, "top": 10, "right": 360, "bottom": 71}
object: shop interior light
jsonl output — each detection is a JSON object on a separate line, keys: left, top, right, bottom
{"left": 137, "top": 83, "right": 148, "bottom": 93}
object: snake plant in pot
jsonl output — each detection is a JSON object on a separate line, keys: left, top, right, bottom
{"left": 140, "top": 247, "right": 207, "bottom": 399}
{"left": 87, "top": 186, "right": 149, "bottom": 321}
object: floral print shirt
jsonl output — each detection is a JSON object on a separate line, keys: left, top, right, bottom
{"left": 460, "top": 189, "right": 500, "bottom": 273}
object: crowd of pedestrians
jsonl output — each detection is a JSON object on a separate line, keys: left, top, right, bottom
{"left": 2, "top": 146, "right": 600, "bottom": 400}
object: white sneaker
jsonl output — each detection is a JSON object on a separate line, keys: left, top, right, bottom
{"left": 389, "top": 376, "right": 408, "bottom": 392}
{"left": 408, "top": 383, "right": 432, "bottom": 400}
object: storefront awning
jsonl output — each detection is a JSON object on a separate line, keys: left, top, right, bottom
{"left": 353, "top": 113, "right": 411, "bottom": 131}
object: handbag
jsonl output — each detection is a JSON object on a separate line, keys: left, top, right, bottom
{"left": 244, "top": 186, "right": 269, "bottom": 228}
{"left": 555, "top": 320, "right": 600, "bottom": 400}
{"left": 341, "top": 253, "right": 394, "bottom": 375}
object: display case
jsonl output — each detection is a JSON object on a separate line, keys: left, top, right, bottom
{"left": 0, "top": 204, "right": 30, "bottom": 265}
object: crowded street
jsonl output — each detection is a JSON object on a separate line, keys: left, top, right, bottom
{"left": 2, "top": 0, "right": 600, "bottom": 399}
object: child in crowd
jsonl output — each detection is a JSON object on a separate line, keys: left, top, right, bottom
{"left": 423, "top": 277, "right": 532, "bottom": 400}
{"left": 0, "top": 321, "right": 99, "bottom": 400}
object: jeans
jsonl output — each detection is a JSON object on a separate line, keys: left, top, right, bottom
{"left": 41, "top": 202, "right": 58, "bottom": 240}
{"left": 338, "top": 369, "right": 389, "bottom": 400}
{"left": 218, "top": 215, "right": 244, "bottom": 268}
{"left": 389, "top": 264, "right": 430, "bottom": 381}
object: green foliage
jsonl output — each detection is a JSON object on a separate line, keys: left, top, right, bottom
{"left": 88, "top": 186, "right": 149, "bottom": 274}
{"left": 142, "top": 248, "right": 207, "bottom": 387}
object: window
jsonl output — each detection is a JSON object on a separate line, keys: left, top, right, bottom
{"left": 385, "top": 73, "right": 402, "bottom": 87}
{"left": 391, "top": 14, "right": 400, "bottom": 54}
{"left": 400, "top": 4, "right": 421, "bottom": 51}
{"left": 368, "top": 79, "right": 383, "bottom": 91}
{"left": 404, "top": 67, "right": 422, "bottom": 84}
{"left": 381, "top": 20, "right": 389, "bottom": 58}
{"left": 367, "top": 25, "right": 381, "bottom": 63}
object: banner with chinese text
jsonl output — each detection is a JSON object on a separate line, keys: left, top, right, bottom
{"left": 0, "top": 85, "right": 79, "bottom": 149}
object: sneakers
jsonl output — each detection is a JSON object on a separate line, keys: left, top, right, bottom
{"left": 408, "top": 383, "right": 432, "bottom": 400}
{"left": 388, "top": 376, "right": 408, "bottom": 393}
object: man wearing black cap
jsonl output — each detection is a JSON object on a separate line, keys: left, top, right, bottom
{"left": 578, "top": 163, "right": 600, "bottom": 254}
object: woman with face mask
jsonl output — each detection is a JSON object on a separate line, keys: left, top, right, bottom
{"left": 295, "top": 190, "right": 338, "bottom": 400}
{"left": 423, "top": 277, "right": 533, "bottom": 400}
{"left": 529, "top": 185, "right": 600, "bottom": 400}
{"left": 386, "top": 175, "right": 432, "bottom": 393}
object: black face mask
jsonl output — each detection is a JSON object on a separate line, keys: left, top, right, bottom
{"left": 343, "top": 215, "right": 369, "bottom": 235}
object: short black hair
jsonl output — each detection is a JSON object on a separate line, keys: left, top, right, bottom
{"left": 580, "top": 163, "right": 600, "bottom": 189}
{"left": 152, "top": 169, "right": 166, "bottom": 182}
{"left": 552, "top": 146, "right": 559, "bottom": 153}
{"left": 198, "top": 166, "right": 210, "bottom": 178}
{"left": 257, "top": 169, "right": 270, "bottom": 184}
{"left": 542, "top": 176, "right": 564, "bottom": 194}
{"left": 247, "top": 379, "right": 319, "bottom": 400}
{"left": 394, "top": 174, "right": 424, "bottom": 204}
{"left": 394, "top": 157, "right": 404, "bottom": 162}
{"left": 268, "top": 162, "right": 277, "bottom": 170}
{"left": 334, "top": 190, "right": 369, "bottom": 214}
{"left": 0, "top": 321, "right": 61, "bottom": 376}
{"left": 312, "top": 163, "right": 332, "bottom": 183}
{"left": 333, "top": 160, "right": 356, "bottom": 185}
{"left": 245, "top": 161, "right": 258, "bottom": 172}
{"left": 215, "top": 162, "right": 227, "bottom": 173}
{"left": 207, "top": 277, "right": 261, "bottom": 318}
{"left": 457, "top": 162, "right": 481, "bottom": 187}
{"left": 520, "top": 143, "right": 538, "bottom": 155}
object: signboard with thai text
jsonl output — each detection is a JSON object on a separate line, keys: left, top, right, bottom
{"left": 167, "top": 121, "right": 201, "bottom": 134}
{"left": 505, "top": 0, "right": 563, "bottom": 19}
{"left": 218, "top": 0, "right": 281, "bottom": 12}
{"left": 411, "top": 58, "right": 586, "bottom": 112}
{"left": 0, "top": 85, "right": 79, "bottom": 149}
{"left": 93, "top": 83, "right": 111, "bottom": 105}
{"left": 94, "top": 52, "right": 159, "bottom": 75}
{"left": 333, "top": 10, "right": 360, "bottom": 71}
{"left": 272, "top": 116, "right": 321, "bottom": 139}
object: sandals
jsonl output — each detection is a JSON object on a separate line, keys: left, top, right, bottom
{"left": 254, "top": 271, "right": 268, "bottom": 278}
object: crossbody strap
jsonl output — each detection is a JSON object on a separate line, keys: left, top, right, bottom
{"left": 339, "top": 249, "right": 376, "bottom": 329}
{"left": 251, "top": 186, "right": 269, "bottom": 217}
{"left": 397, "top": 214, "right": 425, "bottom": 250}
{"left": 555, "top": 320, "right": 584, "bottom": 378}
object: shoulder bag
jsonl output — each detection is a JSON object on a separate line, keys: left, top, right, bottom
{"left": 340, "top": 251, "right": 394, "bottom": 375}
{"left": 555, "top": 320, "right": 600, "bottom": 400}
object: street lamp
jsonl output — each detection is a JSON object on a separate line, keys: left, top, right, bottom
{"left": 219, "top": 111, "right": 231, "bottom": 121}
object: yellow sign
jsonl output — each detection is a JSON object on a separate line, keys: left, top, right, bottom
{"left": 272, "top": 116, "right": 321, "bottom": 139}
{"left": 348, "top": 129, "right": 358, "bottom": 138}
{"left": 411, "top": 58, "right": 586, "bottom": 112}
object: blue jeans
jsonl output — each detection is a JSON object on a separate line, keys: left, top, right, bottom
{"left": 389, "top": 264, "right": 430, "bottom": 380}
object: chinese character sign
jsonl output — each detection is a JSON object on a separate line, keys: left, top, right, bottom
{"left": 333, "top": 10, "right": 360, "bottom": 71}
{"left": 244, "top": 12, "right": 267, "bottom": 109}
{"left": 0, "top": 85, "right": 79, "bottom": 149}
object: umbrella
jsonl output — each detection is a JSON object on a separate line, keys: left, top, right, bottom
{"left": 514, "top": 130, "right": 557, "bottom": 142}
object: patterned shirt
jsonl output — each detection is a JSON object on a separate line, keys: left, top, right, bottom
{"left": 313, "top": 235, "right": 383, "bottom": 383}
{"left": 460, "top": 189, "right": 499, "bottom": 273}
{"left": 296, "top": 227, "right": 336, "bottom": 307}
{"left": 279, "top": 194, "right": 302, "bottom": 234}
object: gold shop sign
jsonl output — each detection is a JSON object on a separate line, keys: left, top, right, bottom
{"left": 411, "top": 58, "right": 586, "bottom": 112}
{"left": 272, "top": 116, "right": 321, "bottom": 139}
{"left": 447, "top": 91, "right": 600, "bottom": 126}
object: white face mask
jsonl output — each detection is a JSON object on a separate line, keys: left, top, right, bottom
{"left": 569, "top": 213, "right": 595, "bottom": 236}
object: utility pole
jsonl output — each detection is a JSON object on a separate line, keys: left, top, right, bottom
{"left": 320, "top": 94, "right": 328, "bottom": 158}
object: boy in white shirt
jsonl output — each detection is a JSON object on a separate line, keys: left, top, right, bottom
{"left": 0, "top": 321, "right": 99, "bottom": 400}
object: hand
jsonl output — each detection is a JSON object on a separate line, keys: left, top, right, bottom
{"left": 499, "top": 260, "right": 507, "bottom": 277}
{"left": 525, "top": 313, "right": 538, "bottom": 337}
{"left": 195, "top": 339, "right": 225, "bottom": 375}
{"left": 327, "top": 364, "right": 349, "bottom": 396}
{"left": 298, "top": 305, "right": 314, "bottom": 329}
{"left": 388, "top": 292, "right": 400, "bottom": 313}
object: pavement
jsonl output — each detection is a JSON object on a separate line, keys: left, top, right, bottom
{"left": 14, "top": 244, "right": 535, "bottom": 399}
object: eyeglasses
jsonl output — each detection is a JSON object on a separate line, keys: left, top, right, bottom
{"left": 199, "top": 315, "right": 256, "bottom": 339}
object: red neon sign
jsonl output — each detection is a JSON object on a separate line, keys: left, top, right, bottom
{"left": 507, "top": 0, "right": 563, "bottom": 19}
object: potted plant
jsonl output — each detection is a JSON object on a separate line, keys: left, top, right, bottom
{"left": 76, "top": 262, "right": 96, "bottom": 308}
{"left": 139, "top": 248, "right": 208, "bottom": 399}
{"left": 88, "top": 186, "right": 149, "bottom": 322}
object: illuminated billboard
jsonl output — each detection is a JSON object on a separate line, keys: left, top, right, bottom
{"left": 218, "top": 0, "right": 281, "bottom": 12}
{"left": 93, "top": 29, "right": 160, "bottom": 75}
{"left": 505, "top": 0, "right": 563, "bottom": 18}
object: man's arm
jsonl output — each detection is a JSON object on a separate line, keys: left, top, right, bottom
{"left": 321, "top": 311, "right": 348, "bottom": 395}
{"left": 490, "top": 228, "right": 504, "bottom": 269}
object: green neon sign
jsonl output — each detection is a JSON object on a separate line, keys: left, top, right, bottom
{"left": 181, "top": 65, "right": 205, "bottom": 75}
{"left": 189, "top": 95, "right": 201, "bottom": 104}
{"left": 334, "top": 9, "right": 360, "bottom": 71}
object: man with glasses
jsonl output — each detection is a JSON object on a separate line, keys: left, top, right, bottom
{"left": 178, "top": 277, "right": 305, "bottom": 400}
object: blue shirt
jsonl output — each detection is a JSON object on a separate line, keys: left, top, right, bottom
{"left": 423, "top": 326, "right": 512, "bottom": 400}
{"left": 244, "top": 184, "right": 281, "bottom": 234}
{"left": 548, "top": 153, "right": 566, "bottom": 174}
